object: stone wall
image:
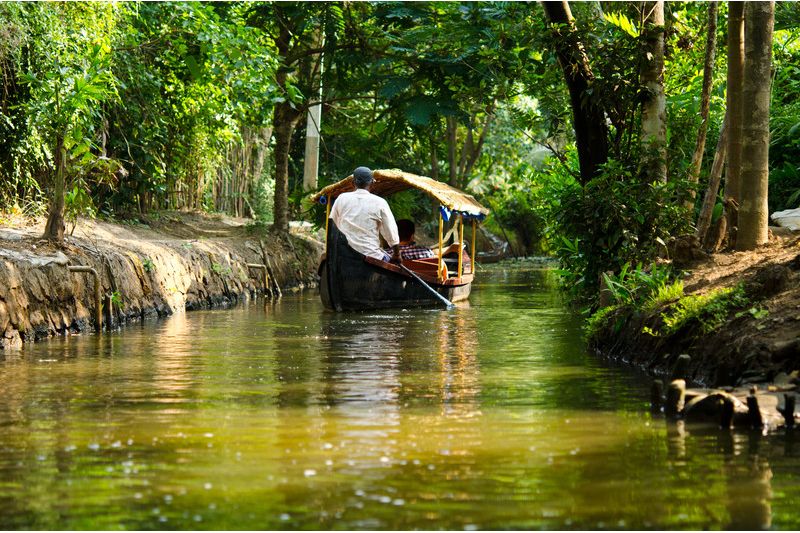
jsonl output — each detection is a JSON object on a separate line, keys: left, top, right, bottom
{"left": 0, "top": 224, "right": 321, "bottom": 349}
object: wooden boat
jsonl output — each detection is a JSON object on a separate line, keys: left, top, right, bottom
{"left": 311, "top": 169, "right": 489, "bottom": 311}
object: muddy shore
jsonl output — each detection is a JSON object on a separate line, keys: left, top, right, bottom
{"left": 0, "top": 212, "right": 322, "bottom": 349}
{"left": 590, "top": 233, "right": 800, "bottom": 388}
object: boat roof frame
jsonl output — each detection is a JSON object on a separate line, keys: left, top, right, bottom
{"left": 310, "top": 168, "right": 489, "bottom": 220}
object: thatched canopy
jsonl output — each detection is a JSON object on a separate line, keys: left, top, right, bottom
{"left": 310, "top": 169, "right": 489, "bottom": 218}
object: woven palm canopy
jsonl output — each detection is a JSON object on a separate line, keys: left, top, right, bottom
{"left": 310, "top": 169, "right": 489, "bottom": 219}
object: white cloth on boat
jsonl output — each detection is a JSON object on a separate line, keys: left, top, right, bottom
{"left": 329, "top": 189, "right": 400, "bottom": 260}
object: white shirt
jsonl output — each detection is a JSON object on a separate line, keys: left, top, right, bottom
{"left": 329, "top": 189, "right": 400, "bottom": 260}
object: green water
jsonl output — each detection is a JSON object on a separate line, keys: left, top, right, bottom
{"left": 2, "top": 266, "right": 800, "bottom": 530}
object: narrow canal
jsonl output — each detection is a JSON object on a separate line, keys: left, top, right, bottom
{"left": 2, "top": 264, "right": 800, "bottom": 530}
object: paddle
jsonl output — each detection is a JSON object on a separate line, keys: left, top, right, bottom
{"left": 399, "top": 264, "right": 455, "bottom": 310}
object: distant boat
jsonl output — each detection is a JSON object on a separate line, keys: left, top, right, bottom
{"left": 311, "top": 169, "right": 490, "bottom": 311}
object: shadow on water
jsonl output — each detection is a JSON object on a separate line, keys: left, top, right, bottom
{"left": 2, "top": 266, "right": 800, "bottom": 529}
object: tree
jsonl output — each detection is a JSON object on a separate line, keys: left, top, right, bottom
{"left": 541, "top": 1, "right": 609, "bottom": 184}
{"left": 685, "top": 1, "right": 719, "bottom": 207}
{"left": 639, "top": 0, "right": 667, "bottom": 183}
{"left": 19, "top": 3, "right": 118, "bottom": 242}
{"left": 248, "top": 3, "right": 345, "bottom": 233}
{"left": 737, "top": 1, "right": 774, "bottom": 250}
{"left": 724, "top": 1, "right": 745, "bottom": 241}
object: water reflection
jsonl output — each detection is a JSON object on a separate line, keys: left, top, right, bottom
{"left": 2, "top": 267, "right": 800, "bottom": 529}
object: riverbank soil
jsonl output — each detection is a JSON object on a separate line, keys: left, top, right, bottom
{"left": 590, "top": 232, "right": 800, "bottom": 387}
{"left": 0, "top": 212, "right": 322, "bottom": 349}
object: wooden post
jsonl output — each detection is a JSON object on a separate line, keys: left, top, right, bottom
{"left": 747, "top": 393, "right": 764, "bottom": 429}
{"left": 650, "top": 379, "right": 664, "bottom": 412}
{"left": 68, "top": 265, "right": 102, "bottom": 332}
{"left": 720, "top": 395, "right": 734, "bottom": 429}
{"left": 779, "top": 394, "right": 795, "bottom": 429}
{"left": 104, "top": 293, "right": 114, "bottom": 330}
{"left": 666, "top": 379, "right": 686, "bottom": 418}
{"left": 671, "top": 354, "right": 692, "bottom": 381}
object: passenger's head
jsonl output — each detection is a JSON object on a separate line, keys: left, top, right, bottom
{"left": 397, "top": 219, "right": 415, "bottom": 242}
{"left": 353, "top": 166, "right": 374, "bottom": 189}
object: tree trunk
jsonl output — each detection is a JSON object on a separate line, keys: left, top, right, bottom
{"left": 541, "top": 0, "right": 609, "bottom": 184}
{"left": 43, "top": 135, "right": 66, "bottom": 242}
{"left": 737, "top": 1, "right": 774, "bottom": 250}
{"left": 725, "top": 0, "right": 745, "bottom": 243}
{"left": 446, "top": 116, "right": 458, "bottom": 186}
{"left": 695, "top": 117, "right": 728, "bottom": 244}
{"left": 430, "top": 134, "right": 439, "bottom": 180}
{"left": 272, "top": 102, "right": 301, "bottom": 233}
{"left": 686, "top": 1, "right": 719, "bottom": 208}
{"left": 639, "top": 0, "right": 667, "bottom": 184}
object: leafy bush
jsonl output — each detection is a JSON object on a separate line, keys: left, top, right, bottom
{"left": 549, "top": 158, "right": 690, "bottom": 303}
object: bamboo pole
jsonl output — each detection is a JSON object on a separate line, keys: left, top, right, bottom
{"left": 457, "top": 215, "right": 464, "bottom": 279}
{"left": 324, "top": 199, "right": 331, "bottom": 252}
{"left": 471, "top": 220, "right": 477, "bottom": 274}
{"left": 438, "top": 212, "right": 444, "bottom": 282}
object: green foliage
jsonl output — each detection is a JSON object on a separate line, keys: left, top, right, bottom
{"left": 584, "top": 262, "right": 681, "bottom": 339}
{"left": 644, "top": 279, "right": 684, "bottom": 313}
{"left": 141, "top": 258, "right": 154, "bottom": 273}
{"left": 768, "top": 24, "right": 800, "bottom": 212}
{"left": 548, "top": 158, "right": 690, "bottom": 302}
{"left": 109, "top": 291, "right": 123, "bottom": 307}
{"left": 600, "top": 261, "right": 675, "bottom": 307}
{"left": 584, "top": 304, "right": 622, "bottom": 338}
{"left": 647, "top": 285, "right": 749, "bottom": 337}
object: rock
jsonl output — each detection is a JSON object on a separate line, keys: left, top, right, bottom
{"left": 771, "top": 208, "right": 800, "bottom": 231}
{"left": 774, "top": 371, "right": 800, "bottom": 386}
{"left": 668, "top": 234, "right": 709, "bottom": 266}
{"left": 746, "top": 264, "right": 791, "bottom": 298}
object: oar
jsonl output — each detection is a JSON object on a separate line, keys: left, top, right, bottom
{"left": 400, "top": 264, "right": 455, "bottom": 310}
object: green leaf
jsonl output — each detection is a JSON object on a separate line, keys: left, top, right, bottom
{"left": 603, "top": 12, "right": 640, "bottom": 38}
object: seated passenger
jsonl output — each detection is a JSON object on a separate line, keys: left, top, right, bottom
{"left": 386, "top": 219, "right": 435, "bottom": 260}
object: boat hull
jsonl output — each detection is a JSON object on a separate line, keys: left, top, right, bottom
{"left": 320, "top": 223, "right": 471, "bottom": 311}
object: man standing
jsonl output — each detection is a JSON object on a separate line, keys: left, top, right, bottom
{"left": 329, "top": 167, "right": 402, "bottom": 264}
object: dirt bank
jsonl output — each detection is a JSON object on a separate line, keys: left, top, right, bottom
{"left": 590, "top": 233, "right": 800, "bottom": 387}
{"left": 0, "top": 212, "right": 323, "bottom": 349}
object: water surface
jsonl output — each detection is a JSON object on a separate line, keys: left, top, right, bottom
{"left": 1, "top": 265, "right": 799, "bottom": 529}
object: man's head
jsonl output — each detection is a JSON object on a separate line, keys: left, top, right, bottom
{"left": 353, "top": 166, "right": 374, "bottom": 189}
{"left": 397, "top": 219, "right": 415, "bottom": 243}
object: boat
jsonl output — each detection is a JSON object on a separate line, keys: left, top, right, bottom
{"left": 311, "top": 169, "right": 489, "bottom": 311}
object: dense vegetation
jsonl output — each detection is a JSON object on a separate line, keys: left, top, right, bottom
{"left": 1, "top": 1, "right": 798, "bottom": 307}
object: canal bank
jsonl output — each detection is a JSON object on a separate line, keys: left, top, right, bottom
{"left": 0, "top": 212, "right": 322, "bottom": 349}
{"left": 589, "top": 235, "right": 800, "bottom": 389}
